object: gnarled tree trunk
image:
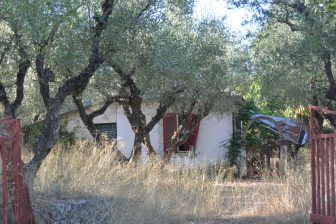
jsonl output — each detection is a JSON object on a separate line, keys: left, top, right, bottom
{"left": 109, "top": 62, "right": 183, "bottom": 165}
{"left": 129, "top": 133, "right": 143, "bottom": 165}
{"left": 25, "top": 101, "right": 62, "bottom": 180}
{"left": 24, "top": 0, "right": 115, "bottom": 181}
{"left": 72, "top": 94, "right": 128, "bottom": 162}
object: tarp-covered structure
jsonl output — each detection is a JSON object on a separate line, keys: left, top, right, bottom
{"left": 238, "top": 114, "right": 308, "bottom": 177}
{"left": 250, "top": 114, "right": 308, "bottom": 146}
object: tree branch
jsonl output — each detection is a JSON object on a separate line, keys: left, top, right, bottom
{"left": 35, "top": 20, "right": 62, "bottom": 108}
{"left": 121, "top": 102, "right": 134, "bottom": 126}
{"left": 174, "top": 117, "right": 201, "bottom": 147}
{"left": 87, "top": 96, "right": 120, "bottom": 120}
{"left": 35, "top": 51, "right": 51, "bottom": 107}
{"left": 276, "top": 17, "right": 301, "bottom": 32}
{"left": 56, "top": 0, "right": 116, "bottom": 101}
{"left": 74, "top": 92, "right": 127, "bottom": 125}
{"left": 323, "top": 51, "right": 336, "bottom": 101}
{"left": 11, "top": 29, "right": 31, "bottom": 113}
{"left": 272, "top": 0, "right": 305, "bottom": 11}
{"left": 72, "top": 94, "right": 94, "bottom": 131}
{"left": 0, "top": 35, "right": 14, "bottom": 66}
{"left": 0, "top": 24, "right": 31, "bottom": 117}
{"left": 171, "top": 99, "right": 212, "bottom": 152}
{"left": 0, "top": 82, "right": 11, "bottom": 114}
{"left": 145, "top": 86, "right": 184, "bottom": 133}
{"left": 135, "top": 0, "right": 155, "bottom": 19}
{"left": 109, "top": 60, "right": 141, "bottom": 97}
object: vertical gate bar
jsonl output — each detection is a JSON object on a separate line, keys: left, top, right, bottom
{"left": 312, "top": 137, "right": 317, "bottom": 215}
{"left": 321, "top": 138, "right": 326, "bottom": 215}
{"left": 9, "top": 139, "right": 19, "bottom": 223}
{"left": 310, "top": 107, "right": 316, "bottom": 218}
{"left": 12, "top": 119, "right": 35, "bottom": 224}
{"left": 12, "top": 125, "right": 22, "bottom": 223}
{"left": 12, "top": 121, "right": 21, "bottom": 222}
{"left": 331, "top": 137, "right": 335, "bottom": 217}
{"left": 1, "top": 141, "right": 9, "bottom": 224}
{"left": 317, "top": 138, "right": 321, "bottom": 214}
{"left": 326, "top": 138, "right": 331, "bottom": 216}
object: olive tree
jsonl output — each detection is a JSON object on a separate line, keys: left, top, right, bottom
{"left": 231, "top": 0, "right": 336, "bottom": 113}
{"left": 0, "top": 0, "right": 131, "bottom": 179}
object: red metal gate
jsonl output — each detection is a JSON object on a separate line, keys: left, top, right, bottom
{"left": 310, "top": 106, "right": 336, "bottom": 224}
{"left": 0, "top": 117, "right": 35, "bottom": 224}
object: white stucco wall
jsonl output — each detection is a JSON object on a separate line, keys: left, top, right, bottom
{"left": 66, "top": 103, "right": 233, "bottom": 164}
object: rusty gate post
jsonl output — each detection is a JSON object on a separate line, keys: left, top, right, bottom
{"left": 0, "top": 118, "right": 36, "bottom": 224}
{"left": 0, "top": 139, "right": 9, "bottom": 224}
{"left": 309, "top": 106, "right": 336, "bottom": 224}
{"left": 310, "top": 107, "right": 317, "bottom": 224}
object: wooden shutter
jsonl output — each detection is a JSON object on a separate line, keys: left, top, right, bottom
{"left": 163, "top": 113, "right": 177, "bottom": 152}
{"left": 185, "top": 114, "right": 200, "bottom": 146}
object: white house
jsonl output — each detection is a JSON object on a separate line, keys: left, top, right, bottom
{"left": 63, "top": 102, "right": 234, "bottom": 165}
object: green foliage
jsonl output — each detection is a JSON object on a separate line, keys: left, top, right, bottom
{"left": 58, "top": 124, "right": 76, "bottom": 147}
{"left": 225, "top": 134, "right": 241, "bottom": 166}
{"left": 0, "top": 0, "right": 247, "bottom": 155}
{"left": 225, "top": 99, "right": 281, "bottom": 167}
{"left": 23, "top": 123, "right": 44, "bottom": 148}
{"left": 24, "top": 122, "right": 74, "bottom": 149}
{"left": 327, "top": 0, "right": 336, "bottom": 11}
{"left": 236, "top": 100, "right": 259, "bottom": 123}
{"left": 231, "top": 0, "right": 336, "bottom": 111}
{"left": 224, "top": 100, "right": 257, "bottom": 166}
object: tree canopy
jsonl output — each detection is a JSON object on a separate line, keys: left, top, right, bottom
{"left": 0, "top": 0, "right": 244, "bottom": 173}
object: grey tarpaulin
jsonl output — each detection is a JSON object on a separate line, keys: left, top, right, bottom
{"left": 250, "top": 114, "right": 308, "bottom": 146}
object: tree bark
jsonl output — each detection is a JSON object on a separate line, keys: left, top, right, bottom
{"left": 25, "top": 101, "right": 62, "bottom": 179}
{"left": 128, "top": 133, "right": 143, "bottom": 165}
{"left": 323, "top": 51, "right": 336, "bottom": 102}
{"left": 0, "top": 26, "right": 31, "bottom": 118}
{"left": 143, "top": 133, "right": 156, "bottom": 160}
{"left": 72, "top": 94, "right": 102, "bottom": 140}
{"left": 109, "top": 62, "right": 183, "bottom": 164}
{"left": 72, "top": 94, "right": 128, "bottom": 162}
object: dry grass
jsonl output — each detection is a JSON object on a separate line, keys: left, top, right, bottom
{"left": 24, "top": 141, "right": 311, "bottom": 224}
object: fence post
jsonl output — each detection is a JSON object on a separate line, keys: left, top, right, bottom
{"left": 309, "top": 106, "right": 336, "bottom": 224}
{"left": 277, "top": 123, "right": 287, "bottom": 176}
{"left": 0, "top": 118, "right": 36, "bottom": 224}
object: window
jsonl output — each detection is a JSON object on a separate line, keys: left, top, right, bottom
{"left": 94, "top": 123, "right": 117, "bottom": 141}
{"left": 163, "top": 113, "right": 200, "bottom": 153}
{"left": 178, "top": 144, "right": 193, "bottom": 153}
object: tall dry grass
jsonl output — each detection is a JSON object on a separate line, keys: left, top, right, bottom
{"left": 24, "top": 141, "right": 311, "bottom": 224}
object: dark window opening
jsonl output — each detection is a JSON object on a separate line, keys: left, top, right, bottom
{"left": 178, "top": 144, "right": 192, "bottom": 153}
{"left": 94, "top": 123, "right": 117, "bottom": 141}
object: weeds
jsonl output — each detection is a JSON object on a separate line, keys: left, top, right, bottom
{"left": 24, "top": 141, "right": 311, "bottom": 224}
